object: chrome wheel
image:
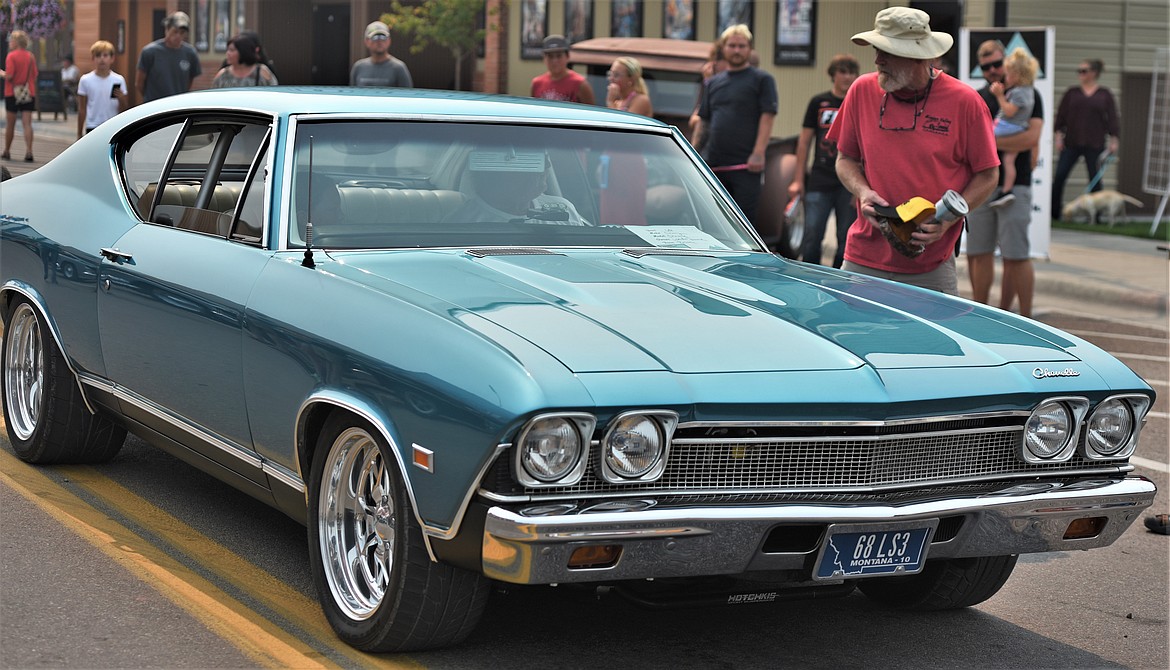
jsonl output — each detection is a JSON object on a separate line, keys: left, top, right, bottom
{"left": 318, "top": 426, "right": 394, "bottom": 620}
{"left": 3, "top": 302, "right": 44, "bottom": 442}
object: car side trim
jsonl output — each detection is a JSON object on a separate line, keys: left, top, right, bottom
{"left": 80, "top": 374, "right": 264, "bottom": 471}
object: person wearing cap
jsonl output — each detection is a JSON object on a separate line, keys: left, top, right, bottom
{"left": 696, "top": 24, "right": 778, "bottom": 231}
{"left": 135, "top": 11, "right": 202, "bottom": 103}
{"left": 531, "top": 35, "right": 595, "bottom": 105}
{"left": 827, "top": 7, "right": 999, "bottom": 295}
{"left": 966, "top": 39, "right": 1045, "bottom": 317}
{"left": 350, "top": 21, "right": 413, "bottom": 88}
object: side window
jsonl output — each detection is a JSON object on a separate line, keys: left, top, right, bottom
{"left": 233, "top": 140, "right": 271, "bottom": 243}
{"left": 125, "top": 122, "right": 184, "bottom": 218}
{"left": 122, "top": 116, "right": 272, "bottom": 243}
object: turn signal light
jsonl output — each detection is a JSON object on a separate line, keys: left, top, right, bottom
{"left": 1063, "top": 517, "right": 1107, "bottom": 539}
{"left": 568, "top": 545, "right": 621, "bottom": 569}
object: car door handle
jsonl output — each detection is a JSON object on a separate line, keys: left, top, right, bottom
{"left": 99, "top": 248, "right": 133, "bottom": 263}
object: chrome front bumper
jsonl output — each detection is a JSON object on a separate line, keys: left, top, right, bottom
{"left": 481, "top": 477, "right": 1156, "bottom": 584}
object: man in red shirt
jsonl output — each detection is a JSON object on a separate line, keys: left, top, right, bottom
{"left": 828, "top": 7, "right": 999, "bottom": 295}
{"left": 531, "top": 35, "right": 595, "bottom": 105}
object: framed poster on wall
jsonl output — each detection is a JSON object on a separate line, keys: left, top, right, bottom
{"left": 521, "top": 0, "right": 548, "bottom": 60}
{"left": 611, "top": 0, "right": 643, "bottom": 38}
{"left": 214, "top": 0, "right": 231, "bottom": 51}
{"left": 194, "top": 0, "right": 210, "bottom": 52}
{"left": 565, "top": 0, "right": 593, "bottom": 44}
{"left": 664, "top": 0, "right": 695, "bottom": 41}
{"left": 716, "top": 0, "right": 752, "bottom": 37}
{"left": 775, "top": 0, "right": 815, "bottom": 65}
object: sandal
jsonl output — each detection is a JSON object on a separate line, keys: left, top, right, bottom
{"left": 0, "top": 152, "right": 9, "bottom": 160}
{"left": 23, "top": 154, "right": 33, "bottom": 162}
{"left": 1144, "top": 514, "right": 1169, "bottom": 535}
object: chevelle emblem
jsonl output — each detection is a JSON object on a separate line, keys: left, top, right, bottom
{"left": 1033, "top": 367, "right": 1081, "bottom": 379}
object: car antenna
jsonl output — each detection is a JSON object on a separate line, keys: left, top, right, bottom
{"left": 302, "top": 135, "right": 316, "bottom": 269}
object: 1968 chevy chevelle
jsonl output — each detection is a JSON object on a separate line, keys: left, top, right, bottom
{"left": 0, "top": 88, "right": 1156, "bottom": 652}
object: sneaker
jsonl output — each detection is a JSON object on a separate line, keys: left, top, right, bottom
{"left": 988, "top": 191, "right": 1016, "bottom": 209}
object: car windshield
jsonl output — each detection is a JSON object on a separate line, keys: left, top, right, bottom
{"left": 288, "top": 121, "right": 761, "bottom": 252}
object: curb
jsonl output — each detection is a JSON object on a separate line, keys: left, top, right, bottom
{"left": 1036, "top": 274, "right": 1167, "bottom": 313}
{"left": 954, "top": 255, "right": 1168, "bottom": 315}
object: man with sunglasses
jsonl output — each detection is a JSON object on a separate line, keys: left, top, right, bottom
{"left": 350, "top": 21, "right": 413, "bottom": 88}
{"left": 966, "top": 40, "right": 1045, "bottom": 317}
{"left": 828, "top": 7, "right": 998, "bottom": 295}
{"left": 135, "top": 12, "right": 201, "bottom": 103}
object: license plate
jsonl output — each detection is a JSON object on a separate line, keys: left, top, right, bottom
{"left": 813, "top": 520, "right": 938, "bottom": 580}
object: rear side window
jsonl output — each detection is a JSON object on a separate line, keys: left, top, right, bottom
{"left": 120, "top": 115, "right": 272, "bottom": 244}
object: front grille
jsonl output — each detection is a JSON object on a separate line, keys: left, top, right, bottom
{"left": 485, "top": 418, "right": 1126, "bottom": 498}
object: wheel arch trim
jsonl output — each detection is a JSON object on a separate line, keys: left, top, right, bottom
{"left": 295, "top": 390, "right": 440, "bottom": 560}
{"left": 1, "top": 281, "right": 98, "bottom": 415}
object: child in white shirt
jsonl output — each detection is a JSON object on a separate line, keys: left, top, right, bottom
{"left": 76, "top": 40, "right": 127, "bottom": 138}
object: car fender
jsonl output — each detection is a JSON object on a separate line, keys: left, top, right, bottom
{"left": 0, "top": 280, "right": 99, "bottom": 415}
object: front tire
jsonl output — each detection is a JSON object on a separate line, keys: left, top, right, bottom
{"left": 307, "top": 413, "right": 489, "bottom": 652}
{"left": 857, "top": 554, "right": 1018, "bottom": 610}
{"left": 2, "top": 297, "right": 126, "bottom": 463}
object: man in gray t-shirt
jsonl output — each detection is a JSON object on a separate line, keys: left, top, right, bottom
{"left": 350, "top": 21, "right": 413, "bottom": 88}
{"left": 136, "top": 12, "right": 202, "bottom": 103}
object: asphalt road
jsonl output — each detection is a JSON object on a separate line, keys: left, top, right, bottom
{"left": 1, "top": 312, "right": 1167, "bottom": 670}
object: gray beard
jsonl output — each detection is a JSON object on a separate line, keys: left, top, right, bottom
{"left": 878, "top": 68, "right": 915, "bottom": 93}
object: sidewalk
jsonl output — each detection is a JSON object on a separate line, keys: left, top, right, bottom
{"left": 4, "top": 115, "right": 1168, "bottom": 328}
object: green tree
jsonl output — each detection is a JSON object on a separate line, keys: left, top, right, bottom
{"left": 382, "top": 0, "right": 494, "bottom": 91}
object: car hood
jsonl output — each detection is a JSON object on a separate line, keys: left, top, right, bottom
{"left": 328, "top": 249, "right": 1080, "bottom": 374}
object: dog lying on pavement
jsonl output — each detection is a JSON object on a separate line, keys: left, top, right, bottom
{"left": 1060, "top": 190, "right": 1144, "bottom": 227}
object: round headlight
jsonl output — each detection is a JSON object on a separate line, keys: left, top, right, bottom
{"left": 1024, "top": 400, "right": 1076, "bottom": 460}
{"left": 1086, "top": 399, "right": 1134, "bottom": 457}
{"left": 519, "top": 418, "right": 582, "bottom": 482}
{"left": 604, "top": 415, "right": 663, "bottom": 478}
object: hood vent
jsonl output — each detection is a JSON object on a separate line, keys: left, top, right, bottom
{"left": 466, "top": 247, "right": 560, "bottom": 258}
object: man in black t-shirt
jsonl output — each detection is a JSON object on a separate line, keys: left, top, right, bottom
{"left": 698, "top": 24, "right": 778, "bottom": 231}
{"left": 790, "top": 54, "right": 859, "bottom": 267}
{"left": 966, "top": 40, "right": 1043, "bottom": 317}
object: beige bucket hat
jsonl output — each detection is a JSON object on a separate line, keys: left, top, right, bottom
{"left": 852, "top": 7, "right": 953, "bottom": 60}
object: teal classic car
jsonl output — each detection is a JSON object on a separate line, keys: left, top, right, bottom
{"left": 0, "top": 88, "right": 1156, "bottom": 652}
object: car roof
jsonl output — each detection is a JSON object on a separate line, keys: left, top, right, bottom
{"left": 129, "top": 86, "right": 669, "bottom": 129}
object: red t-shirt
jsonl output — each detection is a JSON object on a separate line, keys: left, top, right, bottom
{"left": 4, "top": 49, "right": 38, "bottom": 97}
{"left": 827, "top": 72, "right": 999, "bottom": 274}
{"left": 531, "top": 70, "right": 587, "bottom": 103}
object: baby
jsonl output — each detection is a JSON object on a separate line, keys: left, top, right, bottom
{"left": 987, "top": 47, "right": 1039, "bottom": 208}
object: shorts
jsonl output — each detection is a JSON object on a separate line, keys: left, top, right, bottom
{"left": 966, "top": 186, "right": 1031, "bottom": 259}
{"left": 842, "top": 256, "right": 958, "bottom": 296}
{"left": 4, "top": 95, "right": 36, "bottom": 113}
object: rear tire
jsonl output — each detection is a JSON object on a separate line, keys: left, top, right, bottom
{"left": 857, "top": 555, "right": 1018, "bottom": 610}
{"left": 2, "top": 297, "right": 126, "bottom": 463}
{"left": 307, "top": 412, "right": 489, "bottom": 652}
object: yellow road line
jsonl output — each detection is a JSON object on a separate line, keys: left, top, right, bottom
{"left": 0, "top": 447, "right": 418, "bottom": 669}
{"left": 54, "top": 462, "right": 422, "bottom": 670}
{"left": 0, "top": 448, "right": 328, "bottom": 669}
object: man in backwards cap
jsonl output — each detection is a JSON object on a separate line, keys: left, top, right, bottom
{"left": 827, "top": 7, "right": 999, "bottom": 295}
{"left": 531, "top": 35, "right": 595, "bottom": 105}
